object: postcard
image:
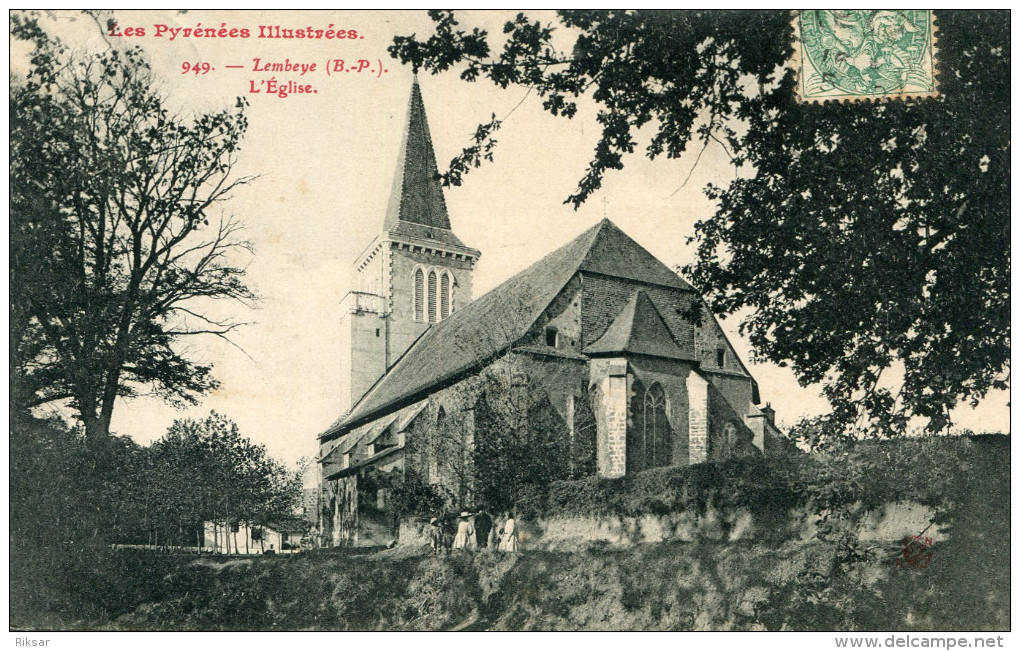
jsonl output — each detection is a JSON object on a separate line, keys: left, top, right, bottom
{"left": 9, "top": 9, "right": 1010, "bottom": 638}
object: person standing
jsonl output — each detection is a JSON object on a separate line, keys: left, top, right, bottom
{"left": 500, "top": 512, "right": 519, "bottom": 552}
{"left": 428, "top": 517, "right": 443, "bottom": 555}
{"left": 452, "top": 511, "right": 474, "bottom": 551}
{"left": 474, "top": 506, "right": 493, "bottom": 549}
{"left": 441, "top": 514, "right": 455, "bottom": 553}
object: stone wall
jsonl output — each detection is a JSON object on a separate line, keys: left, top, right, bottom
{"left": 516, "top": 501, "right": 942, "bottom": 551}
{"left": 338, "top": 310, "right": 388, "bottom": 414}
{"left": 395, "top": 500, "right": 942, "bottom": 551}
{"left": 589, "top": 358, "right": 629, "bottom": 477}
{"left": 524, "top": 276, "right": 583, "bottom": 350}
{"left": 703, "top": 372, "right": 757, "bottom": 461}
{"left": 687, "top": 370, "right": 709, "bottom": 464}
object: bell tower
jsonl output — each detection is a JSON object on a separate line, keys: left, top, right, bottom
{"left": 338, "top": 78, "right": 480, "bottom": 414}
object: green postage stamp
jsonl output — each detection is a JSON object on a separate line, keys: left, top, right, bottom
{"left": 792, "top": 10, "right": 939, "bottom": 102}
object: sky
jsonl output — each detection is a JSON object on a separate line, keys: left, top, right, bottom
{"left": 13, "top": 9, "right": 1010, "bottom": 467}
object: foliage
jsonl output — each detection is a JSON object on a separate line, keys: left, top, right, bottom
{"left": 431, "top": 298, "right": 594, "bottom": 511}
{"left": 10, "top": 414, "right": 144, "bottom": 623}
{"left": 787, "top": 414, "right": 855, "bottom": 452}
{"left": 388, "top": 471, "right": 451, "bottom": 518}
{"left": 388, "top": 10, "right": 1009, "bottom": 437}
{"left": 538, "top": 433, "right": 1003, "bottom": 521}
{"left": 10, "top": 13, "right": 256, "bottom": 438}
{"left": 473, "top": 396, "right": 569, "bottom": 512}
{"left": 22, "top": 465, "right": 1010, "bottom": 632}
{"left": 150, "top": 412, "right": 302, "bottom": 541}
{"left": 471, "top": 362, "right": 576, "bottom": 513}
{"left": 10, "top": 411, "right": 301, "bottom": 625}
{"left": 689, "top": 11, "right": 1009, "bottom": 437}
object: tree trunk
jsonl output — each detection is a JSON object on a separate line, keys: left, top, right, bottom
{"left": 80, "top": 396, "right": 107, "bottom": 441}
{"left": 94, "top": 279, "right": 141, "bottom": 441}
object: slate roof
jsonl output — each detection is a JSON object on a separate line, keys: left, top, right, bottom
{"left": 382, "top": 78, "right": 471, "bottom": 250}
{"left": 388, "top": 219, "right": 474, "bottom": 252}
{"left": 321, "top": 219, "right": 694, "bottom": 440}
{"left": 395, "top": 400, "right": 430, "bottom": 431}
{"left": 324, "top": 445, "right": 405, "bottom": 481}
{"left": 578, "top": 223, "right": 693, "bottom": 291}
{"left": 584, "top": 290, "right": 690, "bottom": 360}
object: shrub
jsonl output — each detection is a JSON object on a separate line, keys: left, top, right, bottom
{"left": 388, "top": 471, "right": 450, "bottom": 518}
{"left": 520, "top": 433, "right": 1008, "bottom": 522}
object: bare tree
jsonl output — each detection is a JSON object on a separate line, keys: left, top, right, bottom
{"left": 10, "top": 15, "right": 257, "bottom": 439}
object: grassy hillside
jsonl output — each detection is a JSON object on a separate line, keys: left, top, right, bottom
{"left": 12, "top": 434, "right": 1009, "bottom": 631}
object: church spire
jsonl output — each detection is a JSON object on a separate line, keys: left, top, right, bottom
{"left": 383, "top": 76, "right": 453, "bottom": 232}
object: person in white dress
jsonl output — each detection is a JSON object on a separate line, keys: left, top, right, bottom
{"left": 452, "top": 511, "right": 474, "bottom": 550}
{"left": 500, "top": 512, "right": 519, "bottom": 552}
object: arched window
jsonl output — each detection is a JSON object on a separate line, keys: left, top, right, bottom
{"left": 413, "top": 269, "right": 424, "bottom": 322}
{"left": 724, "top": 422, "right": 739, "bottom": 452}
{"left": 440, "top": 272, "right": 451, "bottom": 319}
{"left": 637, "top": 383, "right": 671, "bottom": 471}
{"left": 427, "top": 271, "right": 438, "bottom": 323}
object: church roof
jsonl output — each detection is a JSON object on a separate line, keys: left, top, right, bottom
{"left": 383, "top": 78, "right": 469, "bottom": 249}
{"left": 583, "top": 290, "right": 688, "bottom": 360}
{"left": 321, "top": 219, "right": 694, "bottom": 440}
{"left": 577, "top": 221, "right": 693, "bottom": 290}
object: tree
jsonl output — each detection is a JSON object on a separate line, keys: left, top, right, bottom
{"left": 149, "top": 412, "right": 301, "bottom": 548}
{"left": 10, "top": 14, "right": 257, "bottom": 439}
{"left": 389, "top": 10, "right": 1009, "bottom": 437}
{"left": 10, "top": 413, "right": 149, "bottom": 620}
{"left": 439, "top": 295, "right": 591, "bottom": 511}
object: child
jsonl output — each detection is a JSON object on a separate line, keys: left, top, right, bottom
{"left": 428, "top": 517, "right": 443, "bottom": 555}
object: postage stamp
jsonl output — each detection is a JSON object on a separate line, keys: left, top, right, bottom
{"left": 792, "top": 10, "right": 939, "bottom": 102}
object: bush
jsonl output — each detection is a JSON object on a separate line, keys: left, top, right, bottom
{"left": 388, "top": 471, "right": 450, "bottom": 518}
{"left": 526, "top": 434, "right": 1008, "bottom": 522}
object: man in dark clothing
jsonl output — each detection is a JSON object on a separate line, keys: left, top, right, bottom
{"left": 440, "top": 513, "right": 456, "bottom": 553}
{"left": 474, "top": 506, "right": 493, "bottom": 548}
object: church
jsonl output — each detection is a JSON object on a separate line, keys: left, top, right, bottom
{"left": 316, "top": 80, "right": 788, "bottom": 546}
